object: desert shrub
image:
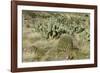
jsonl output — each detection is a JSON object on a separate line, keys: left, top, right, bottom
{"left": 57, "top": 34, "right": 79, "bottom": 59}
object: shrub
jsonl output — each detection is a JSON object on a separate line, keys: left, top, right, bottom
{"left": 57, "top": 34, "right": 79, "bottom": 59}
